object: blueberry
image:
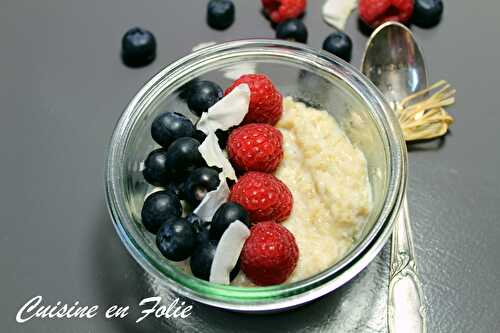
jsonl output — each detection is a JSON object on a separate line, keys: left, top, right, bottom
{"left": 182, "top": 167, "right": 221, "bottom": 206}
{"left": 151, "top": 112, "right": 195, "bottom": 148}
{"left": 210, "top": 202, "right": 250, "bottom": 241}
{"left": 156, "top": 217, "right": 196, "bottom": 261}
{"left": 190, "top": 240, "right": 240, "bottom": 281}
{"left": 165, "top": 137, "right": 205, "bottom": 180}
{"left": 187, "top": 81, "right": 223, "bottom": 116}
{"left": 142, "top": 149, "right": 170, "bottom": 187}
{"left": 322, "top": 31, "right": 352, "bottom": 62}
{"left": 121, "top": 27, "right": 156, "bottom": 68}
{"left": 192, "top": 128, "right": 230, "bottom": 149}
{"left": 276, "top": 19, "right": 308, "bottom": 43}
{"left": 193, "top": 129, "right": 207, "bottom": 143}
{"left": 141, "top": 191, "right": 182, "bottom": 234}
{"left": 412, "top": 0, "right": 443, "bottom": 28}
{"left": 178, "top": 78, "right": 201, "bottom": 100}
{"left": 207, "top": 0, "right": 235, "bottom": 30}
{"left": 186, "top": 213, "right": 205, "bottom": 232}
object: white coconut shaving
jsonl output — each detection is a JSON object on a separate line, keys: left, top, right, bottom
{"left": 198, "top": 131, "right": 237, "bottom": 180}
{"left": 322, "top": 0, "right": 358, "bottom": 30}
{"left": 209, "top": 220, "right": 250, "bottom": 285}
{"left": 223, "top": 63, "right": 257, "bottom": 80}
{"left": 196, "top": 84, "right": 251, "bottom": 134}
{"left": 191, "top": 41, "right": 217, "bottom": 51}
{"left": 193, "top": 175, "right": 230, "bottom": 222}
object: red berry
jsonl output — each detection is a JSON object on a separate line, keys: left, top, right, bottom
{"left": 241, "top": 221, "right": 299, "bottom": 286}
{"left": 359, "top": 0, "right": 414, "bottom": 28}
{"left": 261, "top": 0, "right": 307, "bottom": 24}
{"left": 225, "top": 74, "right": 283, "bottom": 125}
{"left": 227, "top": 124, "right": 284, "bottom": 173}
{"left": 229, "top": 172, "right": 293, "bottom": 223}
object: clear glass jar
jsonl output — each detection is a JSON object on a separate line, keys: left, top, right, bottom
{"left": 105, "top": 40, "right": 406, "bottom": 312}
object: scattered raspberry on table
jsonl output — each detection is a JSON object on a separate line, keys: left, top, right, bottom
{"left": 229, "top": 171, "right": 293, "bottom": 223}
{"left": 241, "top": 221, "right": 299, "bottom": 286}
{"left": 225, "top": 74, "right": 283, "bottom": 125}
{"left": 359, "top": 0, "right": 414, "bottom": 28}
{"left": 261, "top": 0, "right": 307, "bottom": 24}
{"left": 227, "top": 123, "right": 284, "bottom": 173}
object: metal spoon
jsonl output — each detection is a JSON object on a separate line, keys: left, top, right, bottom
{"left": 361, "top": 22, "right": 427, "bottom": 333}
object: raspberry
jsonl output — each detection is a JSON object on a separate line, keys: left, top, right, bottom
{"left": 227, "top": 124, "right": 284, "bottom": 173}
{"left": 229, "top": 172, "right": 293, "bottom": 223}
{"left": 261, "top": 0, "right": 307, "bottom": 24}
{"left": 359, "top": 0, "right": 414, "bottom": 28}
{"left": 225, "top": 74, "right": 283, "bottom": 125}
{"left": 241, "top": 221, "right": 299, "bottom": 286}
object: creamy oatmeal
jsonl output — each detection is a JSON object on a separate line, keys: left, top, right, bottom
{"left": 231, "top": 97, "right": 371, "bottom": 286}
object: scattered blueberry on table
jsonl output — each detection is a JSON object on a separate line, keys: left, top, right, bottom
{"left": 412, "top": 0, "right": 444, "bottom": 28}
{"left": 141, "top": 191, "right": 182, "bottom": 234}
{"left": 187, "top": 80, "right": 224, "bottom": 116}
{"left": 322, "top": 31, "right": 353, "bottom": 62}
{"left": 121, "top": 27, "right": 156, "bottom": 68}
{"left": 207, "top": 0, "right": 235, "bottom": 30}
{"left": 275, "top": 19, "right": 308, "bottom": 43}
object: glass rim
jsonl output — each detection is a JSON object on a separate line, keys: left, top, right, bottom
{"left": 105, "top": 39, "right": 407, "bottom": 312}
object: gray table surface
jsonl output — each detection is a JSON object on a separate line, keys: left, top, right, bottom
{"left": 1, "top": 0, "right": 499, "bottom": 332}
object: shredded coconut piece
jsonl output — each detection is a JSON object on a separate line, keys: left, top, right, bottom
{"left": 191, "top": 41, "right": 217, "bottom": 51}
{"left": 322, "top": 0, "right": 358, "bottom": 30}
{"left": 198, "top": 131, "right": 237, "bottom": 180}
{"left": 196, "top": 84, "right": 250, "bottom": 134}
{"left": 209, "top": 220, "right": 250, "bottom": 285}
{"left": 193, "top": 175, "right": 230, "bottom": 222}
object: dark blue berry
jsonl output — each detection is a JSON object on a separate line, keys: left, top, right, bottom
{"left": 186, "top": 213, "right": 205, "bottom": 232}
{"left": 156, "top": 217, "right": 196, "bottom": 261}
{"left": 210, "top": 202, "right": 250, "bottom": 241}
{"left": 141, "top": 191, "right": 182, "bottom": 234}
{"left": 276, "top": 19, "right": 308, "bottom": 43}
{"left": 187, "top": 81, "right": 223, "bottom": 116}
{"left": 121, "top": 27, "right": 156, "bottom": 68}
{"left": 189, "top": 240, "right": 240, "bottom": 281}
{"left": 151, "top": 112, "right": 195, "bottom": 148}
{"left": 192, "top": 128, "right": 230, "bottom": 149}
{"left": 413, "top": 0, "right": 443, "bottom": 28}
{"left": 165, "top": 137, "right": 205, "bottom": 180}
{"left": 207, "top": 0, "right": 235, "bottom": 30}
{"left": 143, "top": 149, "right": 170, "bottom": 187}
{"left": 322, "top": 31, "right": 352, "bottom": 62}
{"left": 182, "top": 167, "right": 220, "bottom": 206}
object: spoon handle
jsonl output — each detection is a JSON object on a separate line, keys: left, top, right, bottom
{"left": 388, "top": 196, "right": 427, "bottom": 333}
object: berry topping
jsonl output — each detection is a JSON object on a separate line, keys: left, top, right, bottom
{"left": 181, "top": 167, "right": 221, "bottom": 206}
{"left": 151, "top": 112, "right": 195, "bottom": 149}
{"left": 186, "top": 213, "right": 211, "bottom": 244}
{"left": 156, "top": 217, "right": 196, "bottom": 261}
{"left": 207, "top": 0, "right": 235, "bottom": 30}
{"left": 412, "top": 0, "right": 443, "bottom": 28}
{"left": 141, "top": 191, "right": 182, "bottom": 234}
{"left": 190, "top": 240, "right": 240, "bottom": 281}
{"left": 210, "top": 202, "right": 250, "bottom": 241}
{"left": 165, "top": 137, "right": 205, "bottom": 180}
{"left": 276, "top": 19, "right": 308, "bottom": 43}
{"left": 142, "top": 148, "right": 170, "bottom": 187}
{"left": 262, "top": 0, "right": 307, "bottom": 24}
{"left": 121, "top": 27, "right": 156, "bottom": 67}
{"left": 225, "top": 74, "right": 283, "bottom": 125}
{"left": 187, "top": 80, "right": 224, "bottom": 116}
{"left": 227, "top": 124, "right": 284, "bottom": 173}
{"left": 229, "top": 172, "right": 293, "bottom": 223}
{"left": 241, "top": 221, "right": 299, "bottom": 286}
{"left": 322, "top": 31, "right": 353, "bottom": 62}
{"left": 359, "top": 0, "right": 414, "bottom": 28}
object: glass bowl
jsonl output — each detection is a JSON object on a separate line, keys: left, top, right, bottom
{"left": 105, "top": 40, "right": 406, "bottom": 312}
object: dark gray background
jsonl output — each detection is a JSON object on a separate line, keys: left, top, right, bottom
{"left": 1, "top": 0, "right": 499, "bottom": 332}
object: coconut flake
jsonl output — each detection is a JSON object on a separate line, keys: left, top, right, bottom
{"left": 209, "top": 220, "right": 250, "bottom": 285}
{"left": 193, "top": 175, "right": 230, "bottom": 222}
{"left": 198, "top": 131, "right": 237, "bottom": 180}
{"left": 196, "top": 84, "right": 251, "bottom": 134}
{"left": 223, "top": 63, "right": 257, "bottom": 80}
{"left": 192, "top": 41, "right": 217, "bottom": 51}
{"left": 322, "top": 0, "right": 358, "bottom": 30}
